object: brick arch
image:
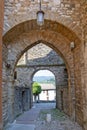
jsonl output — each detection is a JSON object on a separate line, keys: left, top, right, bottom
{"left": 3, "top": 20, "right": 81, "bottom": 44}
{"left": 3, "top": 20, "right": 81, "bottom": 83}
{"left": 4, "top": 18, "right": 81, "bottom": 39}
{"left": 3, "top": 20, "right": 81, "bottom": 75}
{"left": 3, "top": 20, "right": 83, "bottom": 126}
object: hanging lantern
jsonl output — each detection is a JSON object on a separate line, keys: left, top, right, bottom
{"left": 37, "top": 10, "right": 44, "bottom": 26}
{"left": 37, "top": 0, "right": 44, "bottom": 26}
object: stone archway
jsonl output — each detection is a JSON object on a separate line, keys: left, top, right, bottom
{"left": 2, "top": 20, "right": 83, "bottom": 127}
{"left": 31, "top": 67, "right": 68, "bottom": 112}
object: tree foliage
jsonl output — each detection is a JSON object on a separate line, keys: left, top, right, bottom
{"left": 32, "top": 82, "right": 42, "bottom": 96}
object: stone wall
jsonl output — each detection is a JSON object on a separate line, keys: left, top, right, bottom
{"left": 15, "top": 65, "right": 68, "bottom": 117}
{"left": 56, "top": 87, "right": 68, "bottom": 114}
{"left": 2, "top": 44, "right": 14, "bottom": 125}
{"left": 14, "top": 86, "right": 31, "bottom": 118}
{"left": 18, "top": 43, "right": 64, "bottom": 66}
{"left": 2, "top": 0, "right": 87, "bottom": 129}
{"left": 2, "top": 61, "right": 8, "bottom": 126}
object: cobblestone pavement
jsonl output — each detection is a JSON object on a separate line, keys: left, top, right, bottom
{"left": 6, "top": 103, "right": 82, "bottom": 130}
{"left": 34, "top": 103, "right": 82, "bottom": 130}
{"left": 35, "top": 108, "right": 82, "bottom": 130}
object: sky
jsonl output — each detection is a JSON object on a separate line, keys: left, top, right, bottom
{"left": 34, "top": 70, "right": 54, "bottom": 77}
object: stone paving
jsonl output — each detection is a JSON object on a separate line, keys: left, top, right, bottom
{"left": 6, "top": 103, "right": 82, "bottom": 130}
{"left": 7, "top": 124, "right": 35, "bottom": 130}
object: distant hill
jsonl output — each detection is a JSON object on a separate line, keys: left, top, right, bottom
{"left": 33, "top": 76, "right": 55, "bottom": 83}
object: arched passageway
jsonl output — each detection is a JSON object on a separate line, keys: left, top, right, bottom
{"left": 2, "top": 20, "right": 83, "bottom": 129}
{"left": 15, "top": 43, "right": 68, "bottom": 118}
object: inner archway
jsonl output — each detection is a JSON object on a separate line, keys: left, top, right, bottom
{"left": 15, "top": 43, "right": 69, "bottom": 118}
{"left": 32, "top": 70, "right": 56, "bottom": 103}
